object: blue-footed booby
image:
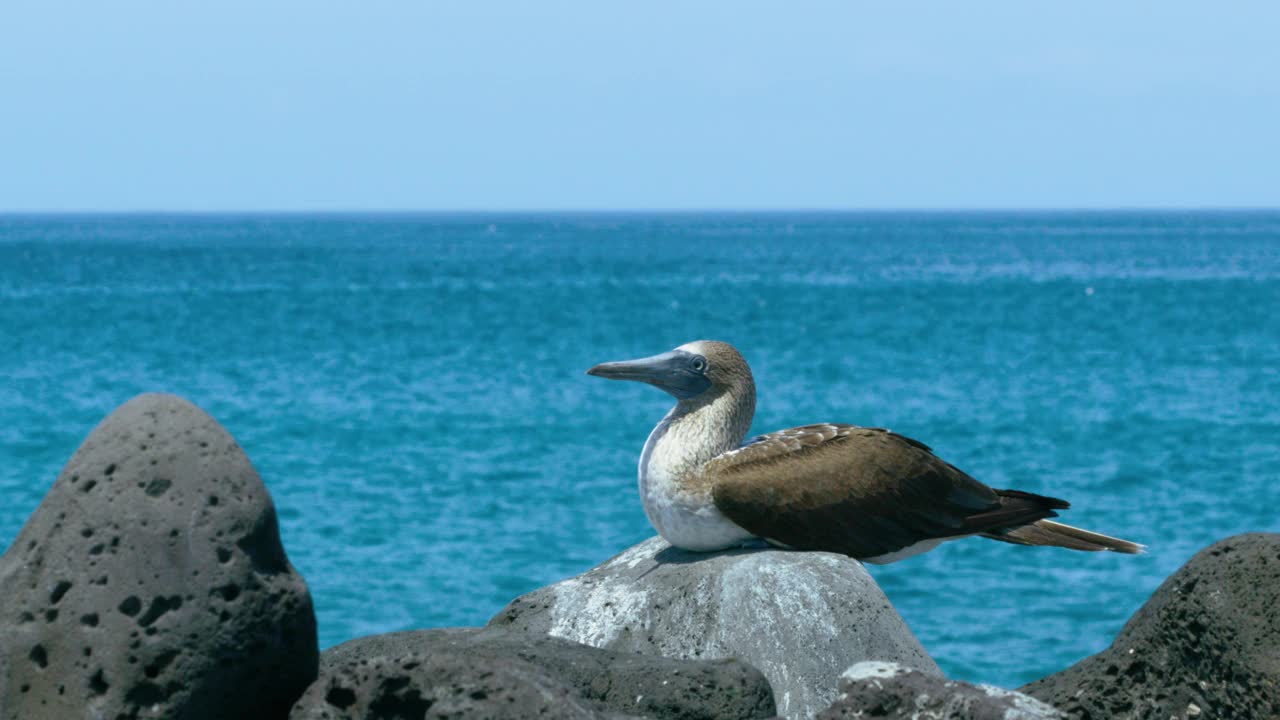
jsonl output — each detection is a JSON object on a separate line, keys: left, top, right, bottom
{"left": 587, "top": 340, "right": 1142, "bottom": 563}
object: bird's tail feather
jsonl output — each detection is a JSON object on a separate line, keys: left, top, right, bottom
{"left": 983, "top": 519, "right": 1144, "bottom": 554}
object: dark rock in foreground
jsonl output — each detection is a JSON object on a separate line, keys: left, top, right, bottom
{"left": 819, "top": 662, "right": 1062, "bottom": 719}
{"left": 1021, "top": 533, "right": 1280, "bottom": 720}
{"left": 0, "top": 393, "right": 318, "bottom": 720}
{"left": 289, "top": 648, "right": 615, "bottom": 720}
{"left": 489, "top": 536, "right": 939, "bottom": 719}
{"left": 289, "top": 627, "right": 775, "bottom": 720}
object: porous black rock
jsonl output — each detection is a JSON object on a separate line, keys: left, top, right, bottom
{"left": 818, "top": 662, "right": 1063, "bottom": 719}
{"left": 289, "top": 627, "right": 776, "bottom": 720}
{"left": 0, "top": 393, "right": 318, "bottom": 719}
{"left": 488, "top": 536, "right": 939, "bottom": 719}
{"left": 1020, "top": 533, "right": 1280, "bottom": 720}
{"left": 289, "top": 648, "right": 616, "bottom": 720}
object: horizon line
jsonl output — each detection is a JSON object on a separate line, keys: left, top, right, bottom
{"left": 3, "top": 206, "right": 1280, "bottom": 216}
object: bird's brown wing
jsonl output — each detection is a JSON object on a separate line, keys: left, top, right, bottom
{"left": 706, "top": 424, "right": 1066, "bottom": 559}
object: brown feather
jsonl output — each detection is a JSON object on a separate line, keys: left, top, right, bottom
{"left": 707, "top": 425, "right": 1068, "bottom": 559}
{"left": 983, "top": 519, "right": 1144, "bottom": 554}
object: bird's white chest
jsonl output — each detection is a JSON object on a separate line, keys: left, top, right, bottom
{"left": 638, "top": 416, "right": 755, "bottom": 552}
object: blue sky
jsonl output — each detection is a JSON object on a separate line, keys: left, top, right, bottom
{"left": 2, "top": 2, "right": 1278, "bottom": 211}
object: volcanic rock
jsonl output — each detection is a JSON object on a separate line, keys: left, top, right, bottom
{"left": 489, "top": 536, "right": 939, "bottom": 718}
{"left": 290, "top": 627, "right": 775, "bottom": 720}
{"left": 288, "top": 647, "right": 616, "bottom": 720}
{"left": 1020, "top": 533, "right": 1280, "bottom": 720}
{"left": 818, "top": 661, "right": 1063, "bottom": 719}
{"left": 0, "top": 393, "right": 318, "bottom": 719}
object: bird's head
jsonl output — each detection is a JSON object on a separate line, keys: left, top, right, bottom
{"left": 586, "top": 340, "right": 752, "bottom": 401}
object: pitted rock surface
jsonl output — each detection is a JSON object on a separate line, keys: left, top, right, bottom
{"left": 295, "top": 627, "right": 775, "bottom": 720}
{"left": 288, "top": 648, "right": 615, "bottom": 720}
{"left": 819, "top": 661, "right": 1063, "bottom": 719}
{"left": 489, "top": 536, "right": 939, "bottom": 719}
{"left": 0, "top": 393, "right": 318, "bottom": 720}
{"left": 1021, "top": 533, "right": 1280, "bottom": 720}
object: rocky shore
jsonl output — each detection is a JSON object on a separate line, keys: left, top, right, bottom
{"left": 2, "top": 394, "right": 1277, "bottom": 719}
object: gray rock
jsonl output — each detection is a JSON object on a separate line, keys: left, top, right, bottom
{"left": 292, "top": 627, "right": 776, "bottom": 720}
{"left": 488, "top": 536, "right": 940, "bottom": 719}
{"left": 0, "top": 393, "right": 318, "bottom": 720}
{"left": 1021, "top": 533, "right": 1280, "bottom": 720}
{"left": 289, "top": 648, "right": 614, "bottom": 720}
{"left": 818, "top": 662, "right": 1063, "bottom": 719}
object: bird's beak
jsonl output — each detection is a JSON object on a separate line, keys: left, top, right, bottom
{"left": 586, "top": 350, "right": 710, "bottom": 400}
{"left": 587, "top": 351, "right": 683, "bottom": 382}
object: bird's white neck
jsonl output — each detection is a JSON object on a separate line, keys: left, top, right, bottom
{"left": 636, "top": 382, "right": 757, "bottom": 551}
{"left": 643, "top": 385, "right": 755, "bottom": 479}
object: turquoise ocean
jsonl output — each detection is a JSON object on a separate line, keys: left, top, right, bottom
{"left": 2, "top": 212, "right": 1278, "bottom": 688}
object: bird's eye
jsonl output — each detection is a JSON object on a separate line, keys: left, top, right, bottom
{"left": 691, "top": 357, "right": 707, "bottom": 373}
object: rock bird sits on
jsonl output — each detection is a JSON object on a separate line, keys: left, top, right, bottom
{"left": 587, "top": 340, "right": 1142, "bottom": 563}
